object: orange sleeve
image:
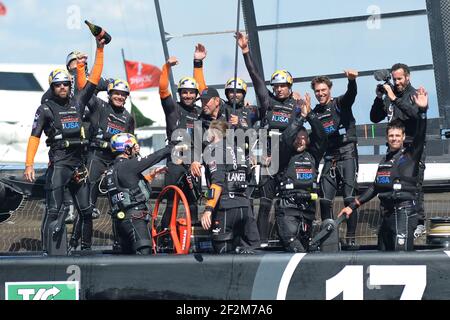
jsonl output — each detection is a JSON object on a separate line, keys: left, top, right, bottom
{"left": 76, "top": 62, "right": 87, "bottom": 90}
{"left": 194, "top": 63, "right": 207, "bottom": 93}
{"left": 159, "top": 63, "right": 171, "bottom": 99}
{"left": 88, "top": 47, "right": 104, "bottom": 85}
{"left": 144, "top": 173, "right": 154, "bottom": 182}
{"left": 25, "top": 136, "right": 40, "bottom": 167}
{"left": 205, "top": 184, "right": 222, "bottom": 209}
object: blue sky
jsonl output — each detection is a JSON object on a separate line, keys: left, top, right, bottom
{"left": 0, "top": 0, "right": 439, "bottom": 122}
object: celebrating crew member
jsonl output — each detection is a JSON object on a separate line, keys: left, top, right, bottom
{"left": 105, "top": 133, "right": 173, "bottom": 254}
{"left": 23, "top": 37, "right": 106, "bottom": 255}
{"left": 200, "top": 120, "right": 259, "bottom": 253}
{"left": 236, "top": 31, "right": 302, "bottom": 246}
{"left": 69, "top": 67, "right": 134, "bottom": 250}
{"left": 311, "top": 70, "right": 359, "bottom": 246}
{"left": 158, "top": 49, "right": 203, "bottom": 229}
{"left": 276, "top": 93, "right": 326, "bottom": 252}
{"left": 339, "top": 87, "right": 428, "bottom": 251}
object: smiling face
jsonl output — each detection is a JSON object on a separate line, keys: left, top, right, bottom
{"left": 179, "top": 88, "right": 197, "bottom": 106}
{"left": 387, "top": 128, "right": 405, "bottom": 151}
{"left": 109, "top": 90, "right": 128, "bottom": 108}
{"left": 313, "top": 82, "right": 332, "bottom": 106}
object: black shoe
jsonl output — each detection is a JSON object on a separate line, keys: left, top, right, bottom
{"left": 69, "top": 238, "right": 79, "bottom": 250}
{"left": 235, "top": 246, "right": 255, "bottom": 254}
{"left": 92, "top": 208, "right": 101, "bottom": 220}
{"left": 345, "top": 237, "right": 359, "bottom": 250}
{"left": 64, "top": 210, "right": 75, "bottom": 224}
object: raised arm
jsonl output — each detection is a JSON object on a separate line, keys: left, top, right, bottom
{"left": 193, "top": 43, "right": 207, "bottom": 93}
{"left": 159, "top": 57, "right": 181, "bottom": 140}
{"left": 411, "top": 87, "right": 428, "bottom": 161}
{"left": 236, "top": 32, "right": 271, "bottom": 117}
{"left": 337, "top": 70, "right": 358, "bottom": 110}
{"left": 76, "top": 38, "right": 105, "bottom": 110}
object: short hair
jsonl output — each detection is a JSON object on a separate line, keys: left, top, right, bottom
{"left": 209, "top": 120, "right": 229, "bottom": 136}
{"left": 391, "top": 63, "right": 410, "bottom": 76}
{"left": 311, "top": 76, "right": 333, "bottom": 90}
{"left": 386, "top": 119, "right": 405, "bottom": 135}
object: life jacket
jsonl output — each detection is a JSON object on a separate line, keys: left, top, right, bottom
{"left": 225, "top": 101, "right": 257, "bottom": 129}
{"left": 173, "top": 103, "right": 199, "bottom": 141}
{"left": 265, "top": 97, "right": 298, "bottom": 131}
{"left": 91, "top": 103, "right": 132, "bottom": 149}
{"left": 44, "top": 100, "right": 85, "bottom": 149}
{"left": 314, "top": 100, "right": 357, "bottom": 149}
{"left": 374, "top": 148, "right": 418, "bottom": 202}
{"left": 105, "top": 166, "right": 151, "bottom": 215}
{"left": 281, "top": 152, "right": 318, "bottom": 192}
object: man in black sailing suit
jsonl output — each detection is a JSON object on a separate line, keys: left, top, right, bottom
{"left": 340, "top": 87, "right": 428, "bottom": 251}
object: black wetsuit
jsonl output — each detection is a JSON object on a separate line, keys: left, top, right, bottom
{"left": 31, "top": 82, "right": 97, "bottom": 254}
{"left": 70, "top": 95, "right": 135, "bottom": 248}
{"left": 370, "top": 83, "right": 425, "bottom": 225}
{"left": 41, "top": 73, "right": 110, "bottom": 228}
{"left": 224, "top": 100, "right": 259, "bottom": 130}
{"left": 203, "top": 139, "right": 259, "bottom": 253}
{"left": 160, "top": 93, "right": 201, "bottom": 229}
{"left": 313, "top": 79, "right": 358, "bottom": 243}
{"left": 348, "top": 109, "right": 427, "bottom": 251}
{"left": 106, "top": 146, "right": 172, "bottom": 254}
{"left": 276, "top": 112, "right": 326, "bottom": 252}
{"left": 242, "top": 50, "right": 300, "bottom": 243}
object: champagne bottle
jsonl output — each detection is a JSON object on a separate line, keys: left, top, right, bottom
{"left": 84, "top": 20, "right": 111, "bottom": 44}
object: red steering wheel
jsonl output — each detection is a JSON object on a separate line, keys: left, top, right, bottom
{"left": 151, "top": 185, "right": 191, "bottom": 254}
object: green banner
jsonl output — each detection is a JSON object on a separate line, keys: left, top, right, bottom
{"left": 5, "top": 281, "right": 79, "bottom": 300}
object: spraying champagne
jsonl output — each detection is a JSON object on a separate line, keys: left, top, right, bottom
{"left": 84, "top": 20, "right": 112, "bottom": 44}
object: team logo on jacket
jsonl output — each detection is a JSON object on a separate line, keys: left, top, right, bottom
{"left": 376, "top": 171, "right": 391, "bottom": 184}
{"left": 107, "top": 122, "right": 126, "bottom": 135}
{"left": 271, "top": 111, "right": 290, "bottom": 123}
{"left": 61, "top": 117, "right": 80, "bottom": 129}
{"left": 322, "top": 120, "right": 336, "bottom": 134}
{"left": 296, "top": 168, "right": 313, "bottom": 180}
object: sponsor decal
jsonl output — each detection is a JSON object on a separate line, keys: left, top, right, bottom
{"left": 271, "top": 111, "right": 290, "bottom": 123}
{"left": 322, "top": 120, "right": 336, "bottom": 134}
{"left": 376, "top": 171, "right": 391, "bottom": 184}
{"left": 5, "top": 281, "right": 79, "bottom": 300}
{"left": 296, "top": 168, "right": 313, "bottom": 180}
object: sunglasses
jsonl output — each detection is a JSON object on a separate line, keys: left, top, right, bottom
{"left": 53, "top": 82, "right": 71, "bottom": 88}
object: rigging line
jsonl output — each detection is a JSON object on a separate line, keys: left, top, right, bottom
{"left": 232, "top": 0, "right": 242, "bottom": 114}
{"left": 117, "top": 0, "right": 134, "bottom": 59}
